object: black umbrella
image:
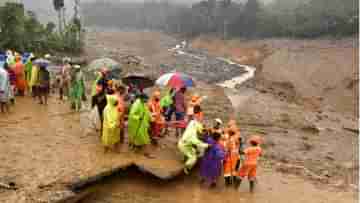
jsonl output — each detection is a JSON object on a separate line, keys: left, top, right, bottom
{"left": 122, "top": 74, "right": 154, "bottom": 89}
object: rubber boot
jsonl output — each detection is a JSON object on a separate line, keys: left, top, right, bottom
{"left": 249, "top": 180, "right": 255, "bottom": 193}
{"left": 224, "top": 177, "right": 231, "bottom": 187}
{"left": 234, "top": 177, "right": 242, "bottom": 189}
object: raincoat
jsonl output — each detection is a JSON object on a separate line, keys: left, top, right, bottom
{"left": 29, "top": 65, "right": 39, "bottom": 88}
{"left": 0, "top": 67, "right": 10, "bottom": 103}
{"left": 102, "top": 95, "right": 121, "bottom": 146}
{"left": 13, "top": 61, "right": 26, "bottom": 93}
{"left": 178, "top": 120, "right": 209, "bottom": 170}
{"left": 128, "top": 98, "right": 151, "bottom": 146}
{"left": 199, "top": 134, "right": 225, "bottom": 183}
{"left": 70, "top": 70, "right": 85, "bottom": 110}
{"left": 25, "top": 59, "right": 32, "bottom": 88}
{"left": 160, "top": 89, "right": 174, "bottom": 108}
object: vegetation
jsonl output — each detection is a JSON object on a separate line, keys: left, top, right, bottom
{"left": 0, "top": 2, "right": 83, "bottom": 54}
{"left": 82, "top": 0, "right": 358, "bottom": 39}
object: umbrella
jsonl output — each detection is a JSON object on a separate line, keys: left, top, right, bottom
{"left": 122, "top": 74, "right": 154, "bottom": 89}
{"left": 88, "top": 58, "right": 121, "bottom": 72}
{"left": 109, "top": 68, "right": 122, "bottom": 80}
{"left": 33, "top": 58, "right": 51, "bottom": 67}
{"left": 156, "top": 72, "right": 194, "bottom": 89}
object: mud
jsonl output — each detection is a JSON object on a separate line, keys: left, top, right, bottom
{"left": 0, "top": 31, "right": 358, "bottom": 202}
{"left": 79, "top": 166, "right": 357, "bottom": 203}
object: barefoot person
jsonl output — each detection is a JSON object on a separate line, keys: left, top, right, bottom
{"left": 128, "top": 93, "right": 153, "bottom": 158}
{"left": 102, "top": 94, "right": 121, "bottom": 153}
{"left": 235, "top": 135, "right": 263, "bottom": 192}
{"left": 178, "top": 106, "right": 209, "bottom": 174}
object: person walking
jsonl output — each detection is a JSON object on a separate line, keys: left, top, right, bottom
{"left": 13, "top": 53, "right": 26, "bottom": 96}
{"left": 148, "top": 90, "right": 165, "bottom": 143}
{"left": 235, "top": 135, "right": 263, "bottom": 192}
{"left": 199, "top": 131, "right": 225, "bottom": 188}
{"left": 59, "top": 57, "right": 72, "bottom": 100}
{"left": 128, "top": 93, "right": 154, "bottom": 158}
{"left": 69, "top": 65, "right": 85, "bottom": 111}
{"left": 178, "top": 106, "right": 209, "bottom": 174}
{"left": 37, "top": 64, "right": 50, "bottom": 105}
{"left": 0, "top": 62, "right": 11, "bottom": 113}
{"left": 102, "top": 94, "right": 121, "bottom": 153}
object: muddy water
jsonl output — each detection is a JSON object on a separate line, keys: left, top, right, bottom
{"left": 79, "top": 168, "right": 356, "bottom": 203}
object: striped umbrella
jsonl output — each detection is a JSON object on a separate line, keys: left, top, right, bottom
{"left": 156, "top": 72, "right": 195, "bottom": 89}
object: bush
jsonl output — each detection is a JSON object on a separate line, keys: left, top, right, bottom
{"left": 0, "top": 2, "right": 83, "bottom": 54}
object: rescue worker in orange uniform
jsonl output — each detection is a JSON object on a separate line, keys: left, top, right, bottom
{"left": 222, "top": 119, "right": 243, "bottom": 187}
{"left": 187, "top": 94, "right": 202, "bottom": 121}
{"left": 148, "top": 90, "right": 165, "bottom": 143}
{"left": 235, "top": 135, "right": 263, "bottom": 192}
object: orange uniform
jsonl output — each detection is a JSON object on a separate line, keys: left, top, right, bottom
{"left": 223, "top": 120, "right": 241, "bottom": 177}
{"left": 237, "top": 146, "right": 262, "bottom": 180}
{"left": 148, "top": 91, "right": 165, "bottom": 138}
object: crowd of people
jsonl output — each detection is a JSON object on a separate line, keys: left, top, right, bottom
{"left": 91, "top": 67, "right": 264, "bottom": 192}
{"left": 0, "top": 50, "right": 264, "bottom": 192}
{"left": 0, "top": 51, "right": 86, "bottom": 112}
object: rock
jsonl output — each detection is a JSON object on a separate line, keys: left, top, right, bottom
{"left": 325, "top": 154, "right": 335, "bottom": 161}
{"left": 342, "top": 122, "right": 359, "bottom": 133}
{"left": 321, "top": 170, "right": 331, "bottom": 178}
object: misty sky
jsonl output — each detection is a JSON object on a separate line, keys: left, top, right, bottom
{"left": 0, "top": 0, "right": 273, "bottom": 23}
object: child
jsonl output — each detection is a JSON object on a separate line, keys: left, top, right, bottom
{"left": 178, "top": 106, "right": 209, "bottom": 174}
{"left": 102, "top": 94, "right": 121, "bottom": 153}
{"left": 223, "top": 119, "right": 242, "bottom": 187}
{"left": 199, "top": 131, "right": 225, "bottom": 188}
{"left": 235, "top": 135, "right": 263, "bottom": 192}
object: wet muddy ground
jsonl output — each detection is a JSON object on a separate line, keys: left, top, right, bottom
{"left": 79, "top": 167, "right": 357, "bottom": 203}
{"left": 0, "top": 31, "right": 358, "bottom": 202}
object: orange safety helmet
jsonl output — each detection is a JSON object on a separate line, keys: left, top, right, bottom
{"left": 191, "top": 94, "right": 201, "bottom": 103}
